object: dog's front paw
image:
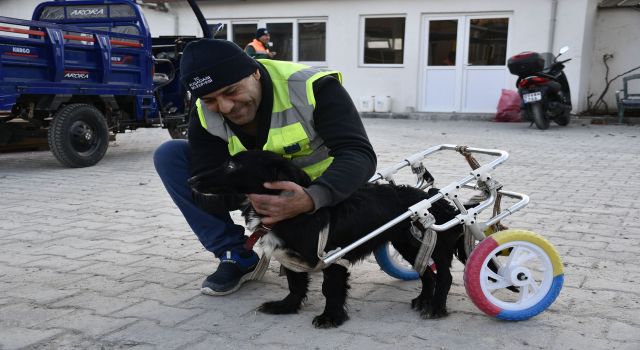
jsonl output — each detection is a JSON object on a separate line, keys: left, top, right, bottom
{"left": 412, "top": 297, "right": 448, "bottom": 319}
{"left": 420, "top": 305, "right": 449, "bottom": 320}
{"left": 411, "top": 296, "right": 429, "bottom": 311}
{"left": 258, "top": 300, "right": 300, "bottom": 314}
{"left": 425, "top": 306, "right": 448, "bottom": 319}
{"left": 312, "top": 312, "right": 349, "bottom": 328}
{"left": 418, "top": 303, "right": 448, "bottom": 319}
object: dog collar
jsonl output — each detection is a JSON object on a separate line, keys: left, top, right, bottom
{"left": 244, "top": 224, "right": 272, "bottom": 250}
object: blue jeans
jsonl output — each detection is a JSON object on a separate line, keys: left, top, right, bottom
{"left": 153, "top": 140, "right": 246, "bottom": 258}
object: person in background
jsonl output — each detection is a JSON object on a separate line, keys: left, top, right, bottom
{"left": 245, "top": 28, "right": 276, "bottom": 59}
{"left": 153, "top": 39, "right": 376, "bottom": 296}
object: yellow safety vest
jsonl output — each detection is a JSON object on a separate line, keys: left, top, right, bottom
{"left": 196, "top": 59, "right": 343, "bottom": 180}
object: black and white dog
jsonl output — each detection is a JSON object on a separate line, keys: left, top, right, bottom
{"left": 189, "top": 150, "right": 466, "bottom": 328}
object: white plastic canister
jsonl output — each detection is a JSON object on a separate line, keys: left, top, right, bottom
{"left": 374, "top": 95, "right": 391, "bottom": 112}
{"left": 359, "top": 96, "right": 375, "bottom": 112}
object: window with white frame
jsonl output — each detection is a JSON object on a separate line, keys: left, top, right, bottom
{"left": 266, "top": 22, "right": 293, "bottom": 61}
{"left": 362, "top": 16, "right": 405, "bottom": 65}
{"left": 298, "top": 21, "right": 326, "bottom": 62}
{"left": 207, "top": 18, "right": 327, "bottom": 64}
{"left": 232, "top": 23, "right": 258, "bottom": 50}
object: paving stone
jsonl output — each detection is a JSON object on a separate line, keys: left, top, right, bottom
{"left": 2, "top": 282, "right": 80, "bottom": 304}
{"left": 71, "top": 261, "right": 149, "bottom": 279}
{"left": 118, "top": 282, "right": 200, "bottom": 306}
{"left": 0, "top": 303, "right": 75, "bottom": 328}
{"left": 29, "top": 332, "right": 157, "bottom": 350}
{"left": 0, "top": 252, "right": 44, "bottom": 266}
{"left": 0, "top": 326, "right": 64, "bottom": 349}
{"left": 111, "top": 300, "right": 204, "bottom": 327}
{"left": 102, "top": 320, "right": 209, "bottom": 349}
{"left": 121, "top": 267, "right": 201, "bottom": 289}
{"left": 77, "top": 249, "right": 151, "bottom": 266}
{"left": 549, "top": 329, "right": 634, "bottom": 350}
{"left": 46, "top": 310, "right": 138, "bottom": 337}
{"left": 61, "top": 275, "right": 147, "bottom": 297}
{"left": 128, "top": 255, "right": 203, "bottom": 274}
{"left": 1, "top": 121, "right": 640, "bottom": 348}
{"left": 608, "top": 320, "right": 640, "bottom": 342}
{"left": 2, "top": 267, "right": 90, "bottom": 287}
{"left": 21, "top": 255, "right": 97, "bottom": 272}
{"left": 50, "top": 292, "right": 143, "bottom": 315}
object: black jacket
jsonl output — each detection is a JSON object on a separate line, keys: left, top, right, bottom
{"left": 188, "top": 62, "right": 376, "bottom": 210}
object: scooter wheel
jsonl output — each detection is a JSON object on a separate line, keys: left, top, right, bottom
{"left": 531, "top": 103, "right": 550, "bottom": 130}
{"left": 464, "top": 229, "right": 563, "bottom": 321}
{"left": 374, "top": 243, "right": 419, "bottom": 281}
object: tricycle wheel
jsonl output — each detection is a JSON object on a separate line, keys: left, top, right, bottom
{"left": 463, "top": 229, "right": 564, "bottom": 321}
{"left": 167, "top": 123, "right": 188, "bottom": 139}
{"left": 48, "top": 103, "right": 109, "bottom": 167}
{"left": 373, "top": 243, "right": 419, "bottom": 281}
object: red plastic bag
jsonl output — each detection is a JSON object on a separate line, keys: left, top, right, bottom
{"left": 495, "top": 89, "right": 522, "bottom": 122}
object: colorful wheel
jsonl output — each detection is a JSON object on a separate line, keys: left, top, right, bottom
{"left": 374, "top": 243, "right": 419, "bottom": 281}
{"left": 464, "top": 229, "right": 564, "bottom": 321}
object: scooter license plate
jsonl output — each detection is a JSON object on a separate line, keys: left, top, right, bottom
{"left": 523, "top": 92, "right": 542, "bottom": 103}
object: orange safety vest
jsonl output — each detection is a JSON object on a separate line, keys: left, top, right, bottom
{"left": 247, "top": 39, "right": 270, "bottom": 55}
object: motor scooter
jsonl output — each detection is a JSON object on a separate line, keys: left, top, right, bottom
{"left": 507, "top": 46, "right": 572, "bottom": 130}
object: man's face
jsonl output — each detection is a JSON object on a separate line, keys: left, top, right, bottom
{"left": 199, "top": 70, "right": 262, "bottom": 126}
{"left": 258, "top": 34, "right": 270, "bottom": 45}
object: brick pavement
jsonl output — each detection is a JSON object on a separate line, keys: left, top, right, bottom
{"left": 1, "top": 119, "right": 639, "bottom": 349}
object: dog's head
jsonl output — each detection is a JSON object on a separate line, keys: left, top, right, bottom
{"left": 188, "top": 150, "right": 312, "bottom": 195}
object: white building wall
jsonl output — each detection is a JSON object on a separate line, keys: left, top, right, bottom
{"left": 553, "top": 0, "right": 598, "bottom": 112}
{"left": 167, "top": 0, "right": 596, "bottom": 113}
{"left": 2, "top": 0, "right": 41, "bottom": 19}
{"left": 3, "top": 0, "right": 600, "bottom": 114}
{"left": 589, "top": 8, "right": 640, "bottom": 113}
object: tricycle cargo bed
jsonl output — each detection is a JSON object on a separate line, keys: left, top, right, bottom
{"left": 0, "top": 15, "right": 153, "bottom": 110}
{"left": 0, "top": 0, "right": 201, "bottom": 168}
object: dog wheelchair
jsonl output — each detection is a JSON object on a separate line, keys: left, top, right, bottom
{"left": 247, "top": 144, "right": 564, "bottom": 321}
{"left": 337, "top": 144, "right": 563, "bottom": 321}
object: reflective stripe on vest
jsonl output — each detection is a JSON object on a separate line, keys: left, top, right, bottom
{"left": 196, "top": 60, "right": 343, "bottom": 180}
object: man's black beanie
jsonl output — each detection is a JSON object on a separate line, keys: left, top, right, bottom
{"left": 180, "top": 39, "right": 259, "bottom": 99}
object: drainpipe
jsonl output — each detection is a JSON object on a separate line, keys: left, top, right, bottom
{"left": 548, "top": 0, "right": 558, "bottom": 52}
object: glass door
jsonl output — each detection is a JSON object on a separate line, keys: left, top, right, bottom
{"left": 421, "top": 14, "right": 510, "bottom": 112}
{"left": 422, "top": 17, "right": 463, "bottom": 112}
{"left": 461, "top": 16, "right": 510, "bottom": 112}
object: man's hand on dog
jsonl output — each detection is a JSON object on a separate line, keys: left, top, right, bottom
{"left": 248, "top": 181, "right": 314, "bottom": 225}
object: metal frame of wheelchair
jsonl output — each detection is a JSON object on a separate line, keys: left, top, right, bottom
{"left": 322, "top": 144, "right": 564, "bottom": 321}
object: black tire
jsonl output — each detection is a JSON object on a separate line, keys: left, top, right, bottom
{"left": 531, "top": 103, "right": 550, "bottom": 130}
{"left": 167, "top": 92, "right": 192, "bottom": 139}
{"left": 554, "top": 111, "right": 570, "bottom": 126}
{"left": 48, "top": 103, "right": 109, "bottom": 167}
{"left": 167, "top": 122, "right": 188, "bottom": 139}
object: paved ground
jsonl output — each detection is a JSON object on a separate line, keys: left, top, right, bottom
{"left": 1, "top": 119, "right": 639, "bottom": 350}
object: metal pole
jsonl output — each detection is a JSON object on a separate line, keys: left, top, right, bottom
{"left": 186, "top": 0, "right": 212, "bottom": 39}
{"left": 548, "top": 0, "right": 558, "bottom": 52}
